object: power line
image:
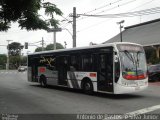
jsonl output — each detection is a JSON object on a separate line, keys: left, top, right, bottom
{"left": 60, "top": 15, "right": 73, "bottom": 29}
{"left": 77, "top": 19, "right": 112, "bottom": 33}
{"left": 29, "top": 41, "right": 42, "bottom": 44}
{"left": 60, "top": 0, "right": 125, "bottom": 24}
{"left": 77, "top": 0, "right": 138, "bottom": 21}
{"left": 79, "top": 7, "right": 160, "bottom": 18}
{"left": 61, "top": 15, "right": 72, "bottom": 23}
{"left": 59, "top": 0, "right": 157, "bottom": 30}
{"left": 129, "top": 0, "right": 156, "bottom": 12}
{"left": 92, "top": 0, "right": 137, "bottom": 15}
{"left": 82, "top": 0, "right": 124, "bottom": 15}
{"left": 76, "top": 0, "right": 157, "bottom": 33}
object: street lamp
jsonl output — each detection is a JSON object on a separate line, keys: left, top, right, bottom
{"left": 64, "top": 41, "right": 67, "bottom": 48}
{"left": 47, "top": 28, "right": 62, "bottom": 50}
{"left": 117, "top": 20, "right": 125, "bottom": 42}
{"left": 6, "top": 40, "right": 13, "bottom": 70}
{"left": 62, "top": 28, "right": 73, "bottom": 38}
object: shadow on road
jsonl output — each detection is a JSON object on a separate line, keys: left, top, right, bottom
{"left": 93, "top": 92, "right": 144, "bottom": 99}
{"left": 29, "top": 84, "right": 144, "bottom": 100}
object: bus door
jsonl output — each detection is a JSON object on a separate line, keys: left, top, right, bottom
{"left": 57, "top": 56, "right": 68, "bottom": 86}
{"left": 31, "top": 57, "right": 38, "bottom": 82}
{"left": 96, "top": 52, "right": 113, "bottom": 92}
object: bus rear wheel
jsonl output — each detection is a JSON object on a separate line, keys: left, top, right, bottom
{"left": 40, "top": 75, "right": 47, "bottom": 87}
{"left": 82, "top": 80, "right": 93, "bottom": 94}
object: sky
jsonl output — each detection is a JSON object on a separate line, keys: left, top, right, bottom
{"left": 0, "top": 0, "right": 160, "bottom": 55}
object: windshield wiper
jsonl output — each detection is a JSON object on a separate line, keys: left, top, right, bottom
{"left": 124, "top": 50, "right": 135, "bottom": 64}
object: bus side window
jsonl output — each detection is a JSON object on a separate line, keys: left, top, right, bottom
{"left": 82, "top": 55, "right": 92, "bottom": 71}
{"left": 70, "top": 56, "right": 78, "bottom": 71}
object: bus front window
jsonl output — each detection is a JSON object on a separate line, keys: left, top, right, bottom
{"left": 120, "top": 51, "right": 147, "bottom": 80}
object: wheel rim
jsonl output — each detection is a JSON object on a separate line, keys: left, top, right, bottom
{"left": 84, "top": 83, "right": 91, "bottom": 91}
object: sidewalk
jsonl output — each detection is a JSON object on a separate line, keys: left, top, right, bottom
{"left": 149, "top": 81, "right": 160, "bottom": 86}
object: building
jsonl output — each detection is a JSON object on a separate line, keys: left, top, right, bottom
{"left": 104, "top": 18, "right": 160, "bottom": 62}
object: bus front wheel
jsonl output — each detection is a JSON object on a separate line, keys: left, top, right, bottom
{"left": 82, "top": 80, "right": 93, "bottom": 94}
{"left": 40, "top": 75, "right": 47, "bottom": 87}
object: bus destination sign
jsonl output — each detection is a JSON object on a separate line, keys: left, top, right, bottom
{"left": 117, "top": 44, "right": 143, "bottom": 52}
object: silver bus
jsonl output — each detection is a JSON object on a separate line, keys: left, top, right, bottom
{"left": 27, "top": 42, "right": 148, "bottom": 94}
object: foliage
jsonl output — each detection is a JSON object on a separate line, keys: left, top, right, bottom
{"left": 43, "top": 2, "right": 63, "bottom": 28}
{"left": 0, "top": 54, "right": 7, "bottom": 69}
{"left": 145, "top": 48, "right": 160, "bottom": 64}
{"left": 8, "top": 42, "right": 24, "bottom": 56}
{"left": 0, "top": 54, "right": 25, "bottom": 69}
{"left": 45, "top": 43, "right": 64, "bottom": 50}
{"left": 21, "top": 56, "right": 27, "bottom": 65}
{"left": 0, "top": 0, "right": 63, "bottom": 31}
{"left": 35, "top": 42, "right": 64, "bottom": 52}
{"left": 9, "top": 56, "right": 20, "bottom": 69}
{"left": 35, "top": 47, "right": 45, "bottom": 52}
{"left": 9, "top": 55, "right": 27, "bottom": 69}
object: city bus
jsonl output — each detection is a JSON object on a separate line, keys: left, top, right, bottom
{"left": 27, "top": 42, "right": 148, "bottom": 94}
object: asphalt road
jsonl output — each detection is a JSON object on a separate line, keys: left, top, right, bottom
{"left": 0, "top": 70, "right": 160, "bottom": 120}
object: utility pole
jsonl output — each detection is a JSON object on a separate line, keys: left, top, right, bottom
{"left": 70, "top": 7, "right": 79, "bottom": 48}
{"left": 54, "top": 32, "right": 56, "bottom": 50}
{"left": 6, "top": 40, "right": 13, "bottom": 70}
{"left": 117, "top": 20, "right": 125, "bottom": 42}
{"left": 41, "top": 37, "right": 44, "bottom": 51}
{"left": 73, "top": 7, "right": 76, "bottom": 48}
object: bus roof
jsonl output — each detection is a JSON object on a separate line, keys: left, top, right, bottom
{"left": 28, "top": 42, "right": 142, "bottom": 56}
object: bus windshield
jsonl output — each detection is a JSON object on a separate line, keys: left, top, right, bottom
{"left": 120, "top": 51, "right": 147, "bottom": 80}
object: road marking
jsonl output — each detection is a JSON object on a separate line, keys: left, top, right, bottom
{"left": 121, "top": 105, "right": 160, "bottom": 120}
{"left": 104, "top": 105, "right": 160, "bottom": 120}
{"left": 125, "top": 104, "right": 160, "bottom": 117}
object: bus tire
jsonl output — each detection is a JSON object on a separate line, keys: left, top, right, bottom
{"left": 40, "top": 75, "right": 47, "bottom": 87}
{"left": 82, "top": 80, "right": 93, "bottom": 94}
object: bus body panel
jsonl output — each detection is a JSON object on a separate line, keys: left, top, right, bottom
{"left": 67, "top": 71, "right": 97, "bottom": 91}
{"left": 113, "top": 58, "right": 148, "bottom": 94}
{"left": 38, "top": 66, "right": 58, "bottom": 85}
{"left": 114, "top": 81, "right": 148, "bottom": 94}
{"left": 117, "top": 77, "right": 148, "bottom": 87}
{"left": 27, "top": 67, "right": 32, "bottom": 82}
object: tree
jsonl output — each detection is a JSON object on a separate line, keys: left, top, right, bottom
{"left": 35, "top": 47, "right": 45, "bottom": 52}
{"left": 35, "top": 43, "right": 64, "bottom": 52}
{"left": 9, "top": 56, "right": 20, "bottom": 69}
{"left": 0, "top": 54, "right": 7, "bottom": 69}
{"left": 0, "top": 0, "right": 63, "bottom": 31}
{"left": 45, "top": 43, "right": 64, "bottom": 50}
{"left": 21, "top": 56, "right": 27, "bottom": 65}
{"left": 8, "top": 42, "right": 23, "bottom": 56}
{"left": 43, "top": 2, "right": 63, "bottom": 28}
